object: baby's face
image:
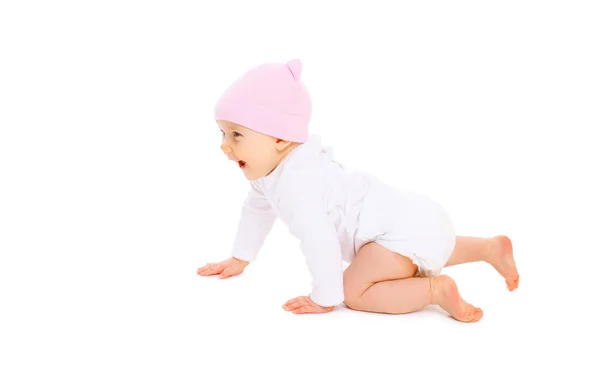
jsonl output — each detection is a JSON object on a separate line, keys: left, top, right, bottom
{"left": 217, "top": 120, "right": 291, "bottom": 181}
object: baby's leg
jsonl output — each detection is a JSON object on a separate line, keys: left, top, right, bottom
{"left": 343, "top": 242, "right": 483, "bottom": 322}
{"left": 447, "top": 235, "right": 519, "bottom": 291}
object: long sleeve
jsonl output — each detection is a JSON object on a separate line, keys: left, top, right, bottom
{"left": 231, "top": 182, "right": 277, "bottom": 262}
{"left": 280, "top": 174, "right": 345, "bottom": 307}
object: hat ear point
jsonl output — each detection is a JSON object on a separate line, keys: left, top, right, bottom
{"left": 286, "top": 59, "right": 302, "bottom": 80}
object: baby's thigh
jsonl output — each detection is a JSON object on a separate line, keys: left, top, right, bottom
{"left": 343, "top": 242, "right": 417, "bottom": 299}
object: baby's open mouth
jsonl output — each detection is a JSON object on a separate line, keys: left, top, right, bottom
{"left": 238, "top": 160, "right": 246, "bottom": 169}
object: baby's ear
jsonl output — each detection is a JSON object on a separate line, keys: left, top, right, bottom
{"left": 274, "top": 138, "right": 293, "bottom": 151}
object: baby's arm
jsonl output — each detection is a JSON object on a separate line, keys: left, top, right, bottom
{"left": 281, "top": 174, "right": 345, "bottom": 310}
{"left": 198, "top": 182, "right": 276, "bottom": 278}
{"left": 230, "top": 181, "right": 277, "bottom": 263}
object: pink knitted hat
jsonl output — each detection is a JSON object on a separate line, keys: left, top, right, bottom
{"left": 214, "top": 59, "right": 312, "bottom": 143}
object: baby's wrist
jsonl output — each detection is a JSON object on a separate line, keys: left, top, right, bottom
{"left": 232, "top": 257, "right": 250, "bottom": 266}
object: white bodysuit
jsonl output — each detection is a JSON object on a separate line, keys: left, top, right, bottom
{"left": 230, "top": 135, "right": 456, "bottom": 307}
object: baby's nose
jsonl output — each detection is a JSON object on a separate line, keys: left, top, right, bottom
{"left": 221, "top": 143, "right": 235, "bottom": 160}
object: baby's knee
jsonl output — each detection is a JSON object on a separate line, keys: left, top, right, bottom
{"left": 343, "top": 295, "right": 364, "bottom": 310}
{"left": 343, "top": 279, "right": 366, "bottom": 310}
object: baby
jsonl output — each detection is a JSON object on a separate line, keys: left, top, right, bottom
{"left": 197, "top": 59, "right": 519, "bottom": 322}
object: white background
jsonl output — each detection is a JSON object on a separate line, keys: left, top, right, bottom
{"left": 1, "top": 1, "right": 599, "bottom": 367}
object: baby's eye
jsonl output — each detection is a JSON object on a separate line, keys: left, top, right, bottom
{"left": 233, "top": 131, "right": 242, "bottom": 137}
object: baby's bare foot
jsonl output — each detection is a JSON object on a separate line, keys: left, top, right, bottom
{"left": 490, "top": 235, "right": 519, "bottom": 291}
{"left": 432, "top": 275, "right": 483, "bottom": 322}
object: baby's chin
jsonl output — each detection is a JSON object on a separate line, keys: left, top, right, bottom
{"left": 241, "top": 163, "right": 276, "bottom": 181}
{"left": 241, "top": 168, "right": 261, "bottom": 181}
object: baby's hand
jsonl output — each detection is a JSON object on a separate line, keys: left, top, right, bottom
{"left": 197, "top": 257, "right": 249, "bottom": 279}
{"left": 282, "top": 296, "right": 335, "bottom": 314}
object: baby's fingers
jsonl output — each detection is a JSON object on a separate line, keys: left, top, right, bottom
{"left": 292, "top": 306, "right": 311, "bottom": 314}
{"left": 198, "top": 264, "right": 223, "bottom": 276}
{"left": 282, "top": 301, "right": 302, "bottom": 311}
{"left": 283, "top": 296, "right": 304, "bottom": 308}
{"left": 219, "top": 266, "right": 239, "bottom": 279}
{"left": 197, "top": 263, "right": 214, "bottom": 274}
